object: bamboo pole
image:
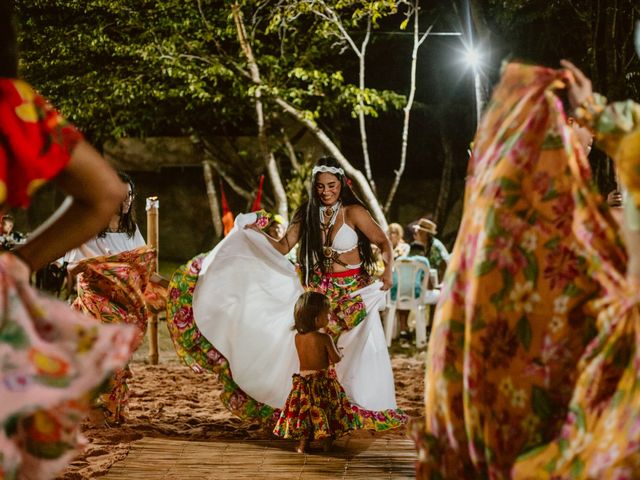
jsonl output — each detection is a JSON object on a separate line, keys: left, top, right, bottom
{"left": 146, "top": 196, "right": 160, "bottom": 365}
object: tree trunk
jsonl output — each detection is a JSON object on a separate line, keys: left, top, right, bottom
{"left": 202, "top": 161, "right": 223, "bottom": 239}
{"left": 384, "top": 1, "right": 432, "bottom": 213}
{"left": 358, "top": 18, "right": 375, "bottom": 195}
{"left": 434, "top": 122, "right": 453, "bottom": 231}
{"left": 232, "top": 4, "right": 288, "bottom": 219}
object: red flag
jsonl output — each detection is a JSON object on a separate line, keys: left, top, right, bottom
{"left": 220, "top": 181, "right": 234, "bottom": 236}
{"left": 251, "top": 174, "right": 265, "bottom": 212}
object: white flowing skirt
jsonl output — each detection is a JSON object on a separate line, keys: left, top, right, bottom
{"left": 193, "top": 213, "right": 398, "bottom": 411}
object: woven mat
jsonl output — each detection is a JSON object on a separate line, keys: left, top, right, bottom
{"left": 104, "top": 436, "right": 416, "bottom": 479}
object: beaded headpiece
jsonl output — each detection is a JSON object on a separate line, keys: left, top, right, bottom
{"left": 312, "top": 165, "right": 344, "bottom": 177}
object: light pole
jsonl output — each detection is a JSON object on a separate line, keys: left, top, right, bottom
{"left": 463, "top": 47, "right": 484, "bottom": 126}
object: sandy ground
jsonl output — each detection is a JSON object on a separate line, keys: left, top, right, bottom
{"left": 58, "top": 331, "right": 426, "bottom": 480}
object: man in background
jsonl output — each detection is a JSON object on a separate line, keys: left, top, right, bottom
{"left": 409, "top": 218, "right": 450, "bottom": 283}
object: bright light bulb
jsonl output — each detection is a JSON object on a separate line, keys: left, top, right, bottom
{"left": 465, "top": 48, "right": 480, "bottom": 68}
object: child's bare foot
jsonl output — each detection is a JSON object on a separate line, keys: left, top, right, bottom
{"left": 322, "top": 436, "right": 335, "bottom": 452}
{"left": 296, "top": 438, "right": 308, "bottom": 454}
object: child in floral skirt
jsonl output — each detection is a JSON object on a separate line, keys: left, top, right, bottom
{"left": 273, "top": 291, "right": 408, "bottom": 453}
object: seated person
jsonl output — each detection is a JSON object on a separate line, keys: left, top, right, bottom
{"left": 388, "top": 222, "right": 410, "bottom": 259}
{"left": 0, "top": 214, "right": 26, "bottom": 250}
{"left": 409, "top": 218, "right": 450, "bottom": 283}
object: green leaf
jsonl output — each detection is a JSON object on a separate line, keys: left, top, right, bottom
{"left": 522, "top": 249, "right": 538, "bottom": 283}
{"left": 544, "top": 237, "right": 561, "bottom": 250}
{"left": 517, "top": 444, "right": 549, "bottom": 461}
{"left": 498, "top": 177, "right": 520, "bottom": 191}
{"left": 541, "top": 133, "right": 564, "bottom": 150}
{"left": 516, "top": 315, "right": 532, "bottom": 350}
{"left": 0, "top": 319, "right": 29, "bottom": 348}
{"left": 475, "top": 259, "right": 497, "bottom": 277}
{"left": 563, "top": 283, "right": 584, "bottom": 298}
{"left": 531, "top": 386, "right": 552, "bottom": 420}
{"left": 485, "top": 207, "right": 500, "bottom": 237}
{"left": 449, "top": 320, "right": 465, "bottom": 333}
{"left": 443, "top": 364, "right": 462, "bottom": 381}
{"left": 570, "top": 406, "right": 586, "bottom": 431}
{"left": 570, "top": 458, "right": 585, "bottom": 479}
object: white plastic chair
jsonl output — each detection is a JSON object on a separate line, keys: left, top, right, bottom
{"left": 420, "top": 268, "right": 441, "bottom": 342}
{"left": 384, "top": 257, "right": 430, "bottom": 348}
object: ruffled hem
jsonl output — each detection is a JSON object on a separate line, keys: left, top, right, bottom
{"left": 166, "top": 254, "right": 279, "bottom": 425}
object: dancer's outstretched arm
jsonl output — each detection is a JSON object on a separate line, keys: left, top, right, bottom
{"left": 246, "top": 217, "right": 301, "bottom": 255}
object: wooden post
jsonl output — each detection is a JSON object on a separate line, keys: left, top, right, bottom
{"left": 146, "top": 196, "right": 160, "bottom": 365}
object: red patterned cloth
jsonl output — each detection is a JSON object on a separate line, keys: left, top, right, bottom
{"left": 0, "top": 79, "right": 82, "bottom": 208}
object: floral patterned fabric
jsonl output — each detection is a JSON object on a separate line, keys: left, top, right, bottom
{"left": 166, "top": 253, "right": 280, "bottom": 425}
{"left": 415, "top": 63, "right": 605, "bottom": 479}
{"left": 0, "top": 78, "right": 135, "bottom": 480}
{"left": 0, "top": 79, "right": 83, "bottom": 209}
{"left": 306, "top": 268, "right": 370, "bottom": 339}
{"left": 0, "top": 253, "right": 136, "bottom": 480}
{"left": 273, "top": 368, "right": 406, "bottom": 440}
{"left": 511, "top": 99, "right": 640, "bottom": 477}
{"left": 72, "top": 246, "right": 165, "bottom": 424}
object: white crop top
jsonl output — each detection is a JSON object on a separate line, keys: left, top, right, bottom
{"left": 331, "top": 211, "right": 359, "bottom": 254}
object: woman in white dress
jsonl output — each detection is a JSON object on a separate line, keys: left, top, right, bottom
{"left": 167, "top": 157, "right": 406, "bottom": 428}
{"left": 67, "top": 172, "right": 165, "bottom": 424}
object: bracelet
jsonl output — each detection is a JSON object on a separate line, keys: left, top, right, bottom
{"left": 10, "top": 249, "right": 33, "bottom": 273}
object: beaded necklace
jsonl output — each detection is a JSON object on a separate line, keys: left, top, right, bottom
{"left": 319, "top": 202, "right": 341, "bottom": 270}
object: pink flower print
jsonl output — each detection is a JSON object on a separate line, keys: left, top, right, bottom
{"left": 531, "top": 171, "right": 552, "bottom": 196}
{"left": 172, "top": 306, "right": 193, "bottom": 331}
{"left": 551, "top": 192, "right": 575, "bottom": 235}
{"left": 487, "top": 236, "right": 527, "bottom": 275}
{"left": 480, "top": 320, "right": 518, "bottom": 368}
{"left": 206, "top": 348, "right": 224, "bottom": 365}
{"left": 498, "top": 211, "right": 528, "bottom": 238}
{"left": 3, "top": 372, "right": 32, "bottom": 391}
{"left": 190, "top": 363, "right": 204, "bottom": 374}
{"left": 170, "top": 287, "right": 181, "bottom": 300}
{"left": 543, "top": 246, "right": 580, "bottom": 291}
{"left": 228, "top": 391, "right": 247, "bottom": 412}
{"left": 188, "top": 258, "right": 203, "bottom": 275}
{"left": 255, "top": 216, "right": 269, "bottom": 229}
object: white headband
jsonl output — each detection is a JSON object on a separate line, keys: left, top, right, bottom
{"left": 312, "top": 165, "right": 344, "bottom": 177}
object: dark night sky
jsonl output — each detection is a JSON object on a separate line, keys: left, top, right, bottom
{"left": 337, "top": 30, "right": 477, "bottom": 185}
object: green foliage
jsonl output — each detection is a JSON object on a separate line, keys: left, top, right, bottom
{"left": 285, "top": 161, "right": 313, "bottom": 214}
{"left": 16, "top": 0, "right": 405, "bottom": 148}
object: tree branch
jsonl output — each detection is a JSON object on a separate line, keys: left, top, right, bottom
{"left": 232, "top": 3, "right": 288, "bottom": 219}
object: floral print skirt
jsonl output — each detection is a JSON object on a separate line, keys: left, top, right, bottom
{"left": 0, "top": 254, "right": 136, "bottom": 480}
{"left": 273, "top": 368, "right": 406, "bottom": 440}
{"left": 71, "top": 247, "right": 165, "bottom": 425}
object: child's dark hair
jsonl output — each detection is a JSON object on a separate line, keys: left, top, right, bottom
{"left": 293, "top": 291, "right": 330, "bottom": 334}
